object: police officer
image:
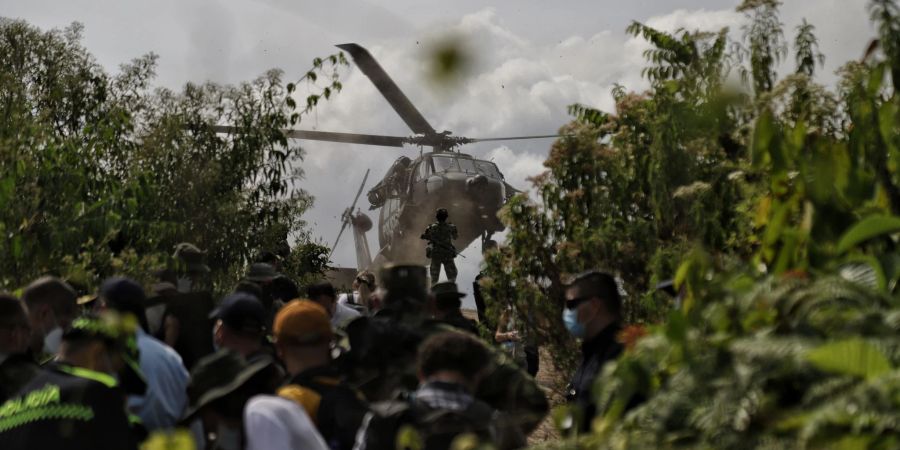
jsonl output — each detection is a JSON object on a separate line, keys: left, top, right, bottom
{"left": 342, "top": 264, "right": 548, "bottom": 437}
{"left": 0, "top": 313, "right": 142, "bottom": 450}
{"left": 421, "top": 208, "right": 459, "bottom": 284}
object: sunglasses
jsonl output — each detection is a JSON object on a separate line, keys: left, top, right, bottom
{"left": 565, "top": 296, "right": 595, "bottom": 310}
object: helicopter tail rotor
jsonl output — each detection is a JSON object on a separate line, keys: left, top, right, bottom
{"left": 329, "top": 169, "right": 371, "bottom": 258}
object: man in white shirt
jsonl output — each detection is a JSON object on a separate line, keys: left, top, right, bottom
{"left": 244, "top": 395, "right": 328, "bottom": 450}
{"left": 307, "top": 281, "right": 360, "bottom": 329}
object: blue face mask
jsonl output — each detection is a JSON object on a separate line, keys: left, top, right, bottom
{"left": 562, "top": 308, "right": 586, "bottom": 338}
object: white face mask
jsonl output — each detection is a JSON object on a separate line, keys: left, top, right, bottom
{"left": 43, "top": 326, "right": 63, "bottom": 355}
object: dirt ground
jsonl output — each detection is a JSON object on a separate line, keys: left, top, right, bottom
{"left": 527, "top": 346, "right": 565, "bottom": 443}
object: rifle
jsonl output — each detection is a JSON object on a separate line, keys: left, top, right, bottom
{"left": 420, "top": 234, "right": 466, "bottom": 259}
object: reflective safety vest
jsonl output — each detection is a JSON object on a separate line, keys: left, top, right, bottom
{"left": 0, "top": 362, "right": 139, "bottom": 450}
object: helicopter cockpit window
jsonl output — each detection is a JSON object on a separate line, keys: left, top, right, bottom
{"left": 432, "top": 156, "right": 459, "bottom": 173}
{"left": 457, "top": 158, "right": 476, "bottom": 174}
{"left": 475, "top": 161, "right": 501, "bottom": 178}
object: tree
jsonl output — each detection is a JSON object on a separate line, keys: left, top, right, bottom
{"left": 0, "top": 19, "right": 343, "bottom": 292}
{"left": 480, "top": 0, "right": 900, "bottom": 447}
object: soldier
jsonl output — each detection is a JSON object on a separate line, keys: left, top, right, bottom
{"left": 421, "top": 208, "right": 459, "bottom": 284}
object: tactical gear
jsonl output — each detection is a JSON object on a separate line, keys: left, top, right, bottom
{"left": 278, "top": 365, "right": 368, "bottom": 450}
{"left": 421, "top": 221, "right": 459, "bottom": 283}
{"left": 359, "top": 382, "right": 524, "bottom": 450}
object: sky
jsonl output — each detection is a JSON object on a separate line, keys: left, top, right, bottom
{"left": 3, "top": 0, "right": 877, "bottom": 307}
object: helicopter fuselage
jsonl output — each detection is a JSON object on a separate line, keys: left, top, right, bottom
{"left": 374, "top": 152, "right": 506, "bottom": 264}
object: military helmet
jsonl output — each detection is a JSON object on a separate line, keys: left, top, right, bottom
{"left": 436, "top": 208, "right": 449, "bottom": 221}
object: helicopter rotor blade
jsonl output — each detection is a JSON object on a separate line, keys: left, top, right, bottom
{"left": 465, "top": 134, "right": 569, "bottom": 143}
{"left": 211, "top": 125, "right": 408, "bottom": 148}
{"left": 348, "top": 169, "right": 370, "bottom": 213}
{"left": 336, "top": 43, "right": 436, "bottom": 136}
{"left": 329, "top": 220, "right": 349, "bottom": 259}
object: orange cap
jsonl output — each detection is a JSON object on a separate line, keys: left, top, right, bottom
{"left": 274, "top": 299, "right": 333, "bottom": 345}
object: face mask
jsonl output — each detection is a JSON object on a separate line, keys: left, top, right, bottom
{"left": 562, "top": 308, "right": 586, "bottom": 338}
{"left": 43, "top": 326, "right": 63, "bottom": 355}
{"left": 215, "top": 424, "right": 241, "bottom": 450}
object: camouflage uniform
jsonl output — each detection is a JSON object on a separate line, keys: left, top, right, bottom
{"left": 421, "top": 221, "right": 459, "bottom": 283}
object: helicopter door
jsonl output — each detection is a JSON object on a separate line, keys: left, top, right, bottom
{"left": 409, "top": 160, "right": 430, "bottom": 205}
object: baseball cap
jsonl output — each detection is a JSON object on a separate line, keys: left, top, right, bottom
{"left": 209, "top": 293, "right": 266, "bottom": 335}
{"left": 273, "top": 300, "right": 333, "bottom": 345}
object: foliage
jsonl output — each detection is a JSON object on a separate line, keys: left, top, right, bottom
{"left": 483, "top": 0, "right": 900, "bottom": 447}
{"left": 0, "top": 19, "right": 344, "bottom": 292}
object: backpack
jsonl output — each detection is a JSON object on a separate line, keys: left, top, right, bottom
{"left": 365, "top": 398, "right": 497, "bottom": 450}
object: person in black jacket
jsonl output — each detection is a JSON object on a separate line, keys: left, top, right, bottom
{"left": 562, "top": 270, "right": 624, "bottom": 432}
{"left": 0, "top": 313, "right": 141, "bottom": 450}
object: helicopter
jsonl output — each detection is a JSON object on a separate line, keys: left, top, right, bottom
{"left": 213, "top": 43, "right": 564, "bottom": 270}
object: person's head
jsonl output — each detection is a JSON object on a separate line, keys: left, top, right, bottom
{"left": 562, "top": 271, "right": 622, "bottom": 339}
{"left": 58, "top": 313, "right": 140, "bottom": 382}
{"left": 306, "top": 281, "right": 337, "bottom": 317}
{"left": 255, "top": 250, "right": 281, "bottom": 270}
{"left": 234, "top": 280, "right": 264, "bottom": 299}
{"left": 173, "top": 242, "right": 210, "bottom": 291}
{"left": 379, "top": 264, "right": 428, "bottom": 313}
{"left": 417, "top": 331, "right": 492, "bottom": 392}
{"left": 353, "top": 271, "right": 374, "bottom": 292}
{"left": 269, "top": 276, "right": 300, "bottom": 304}
{"left": 436, "top": 208, "right": 449, "bottom": 223}
{"left": 0, "top": 294, "right": 31, "bottom": 355}
{"left": 210, "top": 293, "right": 266, "bottom": 358}
{"left": 272, "top": 300, "right": 333, "bottom": 375}
{"left": 184, "top": 350, "right": 275, "bottom": 443}
{"left": 98, "top": 277, "right": 149, "bottom": 332}
{"left": 431, "top": 282, "right": 465, "bottom": 319}
{"left": 22, "top": 276, "right": 77, "bottom": 354}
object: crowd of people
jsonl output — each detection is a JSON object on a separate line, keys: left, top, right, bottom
{"left": 0, "top": 242, "right": 626, "bottom": 449}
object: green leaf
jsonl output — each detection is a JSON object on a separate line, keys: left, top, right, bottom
{"left": 807, "top": 338, "right": 892, "bottom": 379}
{"left": 836, "top": 215, "right": 900, "bottom": 253}
{"left": 751, "top": 109, "right": 776, "bottom": 168}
